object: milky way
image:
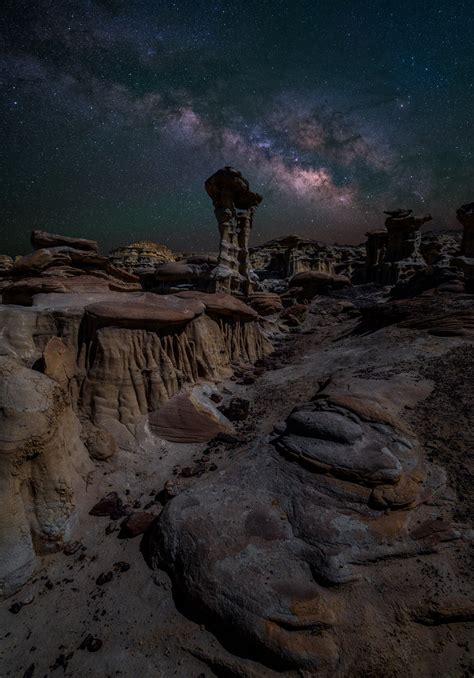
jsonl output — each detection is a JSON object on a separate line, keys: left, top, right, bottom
{"left": 1, "top": 0, "right": 473, "bottom": 254}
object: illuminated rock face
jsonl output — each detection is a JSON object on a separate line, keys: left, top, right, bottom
{"left": 457, "top": 202, "right": 474, "bottom": 257}
{"left": 0, "top": 356, "right": 85, "bottom": 598}
{"left": 205, "top": 166, "right": 262, "bottom": 295}
{"left": 0, "top": 281, "right": 271, "bottom": 596}
{"left": 79, "top": 291, "right": 270, "bottom": 427}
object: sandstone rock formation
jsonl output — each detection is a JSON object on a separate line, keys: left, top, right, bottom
{"left": 0, "top": 228, "right": 274, "bottom": 597}
{"left": 149, "top": 388, "right": 235, "bottom": 443}
{"left": 149, "top": 368, "right": 468, "bottom": 675}
{"left": 365, "top": 228, "right": 388, "bottom": 267}
{"left": 0, "top": 356, "right": 85, "bottom": 598}
{"left": 79, "top": 292, "right": 270, "bottom": 433}
{"left": 1, "top": 219, "right": 473, "bottom": 677}
{"left": 141, "top": 257, "right": 217, "bottom": 293}
{"left": 288, "top": 271, "right": 350, "bottom": 302}
{"left": 247, "top": 292, "right": 283, "bottom": 316}
{"left": 457, "top": 202, "right": 474, "bottom": 257}
{"left": 419, "top": 230, "right": 461, "bottom": 265}
{"left": 250, "top": 235, "right": 364, "bottom": 284}
{"left": 31, "top": 229, "right": 99, "bottom": 252}
{"left": 205, "top": 166, "right": 262, "bottom": 294}
{"left": 2, "top": 232, "right": 141, "bottom": 305}
{"left": 363, "top": 210, "right": 434, "bottom": 285}
{"left": 109, "top": 241, "right": 175, "bottom": 275}
{"left": 0, "top": 254, "right": 14, "bottom": 271}
{"left": 384, "top": 209, "right": 432, "bottom": 262}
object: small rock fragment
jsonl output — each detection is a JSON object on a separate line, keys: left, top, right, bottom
{"left": 96, "top": 571, "right": 113, "bottom": 586}
{"left": 79, "top": 634, "right": 103, "bottom": 652}
{"left": 63, "top": 541, "right": 82, "bottom": 556}
{"left": 89, "top": 492, "right": 122, "bottom": 517}
{"left": 119, "top": 512, "right": 157, "bottom": 538}
{"left": 221, "top": 397, "right": 250, "bottom": 422}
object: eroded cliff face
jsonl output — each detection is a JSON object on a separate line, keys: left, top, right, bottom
{"left": 0, "top": 287, "right": 272, "bottom": 597}
{"left": 79, "top": 310, "right": 271, "bottom": 428}
{"left": 249, "top": 235, "right": 365, "bottom": 283}
{"left": 0, "top": 356, "right": 85, "bottom": 598}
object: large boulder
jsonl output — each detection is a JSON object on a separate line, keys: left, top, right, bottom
{"left": 149, "top": 389, "right": 235, "bottom": 443}
{"left": 247, "top": 292, "right": 283, "bottom": 316}
{"left": 148, "top": 375, "right": 458, "bottom": 673}
{"left": 175, "top": 290, "right": 258, "bottom": 321}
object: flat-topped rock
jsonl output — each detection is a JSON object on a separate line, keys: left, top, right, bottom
{"left": 291, "top": 271, "right": 350, "bottom": 288}
{"left": 31, "top": 230, "right": 99, "bottom": 252}
{"left": 3, "top": 274, "right": 141, "bottom": 305}
{"left": 175, "top": 290, "right": 258, "bottom": 321}
{"left": 11, "top": 247, "right": 110, "bottom": 274}
{"left": 152, "top": 262, "right": 198, "bottom": 280}
{"left": 85, "top": 292, "right": 205, "bottom": 330}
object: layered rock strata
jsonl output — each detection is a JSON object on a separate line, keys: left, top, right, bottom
{"left": 109, "top": 240, "right": 175, "bottom": 275}
{"left": 249, "top": 235, "right": 365, "bottom": 284}
{"left": 2, "top": 231, "right": 141, "bottom": 305}
{"left": 205, "top": 166, "right": 262, "bottom": 295}
{"left": 0, "top": 355, "right": 85, "bottom": 598}
{"left": 0, "top": 285, "right": 271, "bottom": 595}
{"left": 149, "top": 374, "right": 464, "bottom": 674}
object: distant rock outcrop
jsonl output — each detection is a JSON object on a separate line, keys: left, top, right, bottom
{"left": 384, "top": 209, "right": 432, "bottom": 263}
{"left": 109, "top": 240, "right": 175, "bottom": 275}
{"left": 0, "top": 254, "right": 14, "bottom": 271}
{"left": 249, "top": 234, "right": 364, "bottom": 285}
{"left": 31, "top": 229, "right": 99, "bottom": 252}
{"left": 288, "top": 270, "right": 351, "bottom": 302}
{"left": 457, "top": 202, "right": 474, "bottom": 257}
{"left": 2, "top": 232, "right": 141, "bottom": 305}
{"left": 364, "top": 210, "right": 434, "bottom": 285}
{"left": 141, "top": 257, "right": 217, "bottom": 293}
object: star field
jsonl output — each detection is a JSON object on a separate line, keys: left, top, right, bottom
{"left": 1, "top": 0, "right": 473, "bottom": 255}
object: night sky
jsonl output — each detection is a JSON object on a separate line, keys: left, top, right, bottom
{"left": 1, "top": 0, "right": 473, "bottom": 255}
